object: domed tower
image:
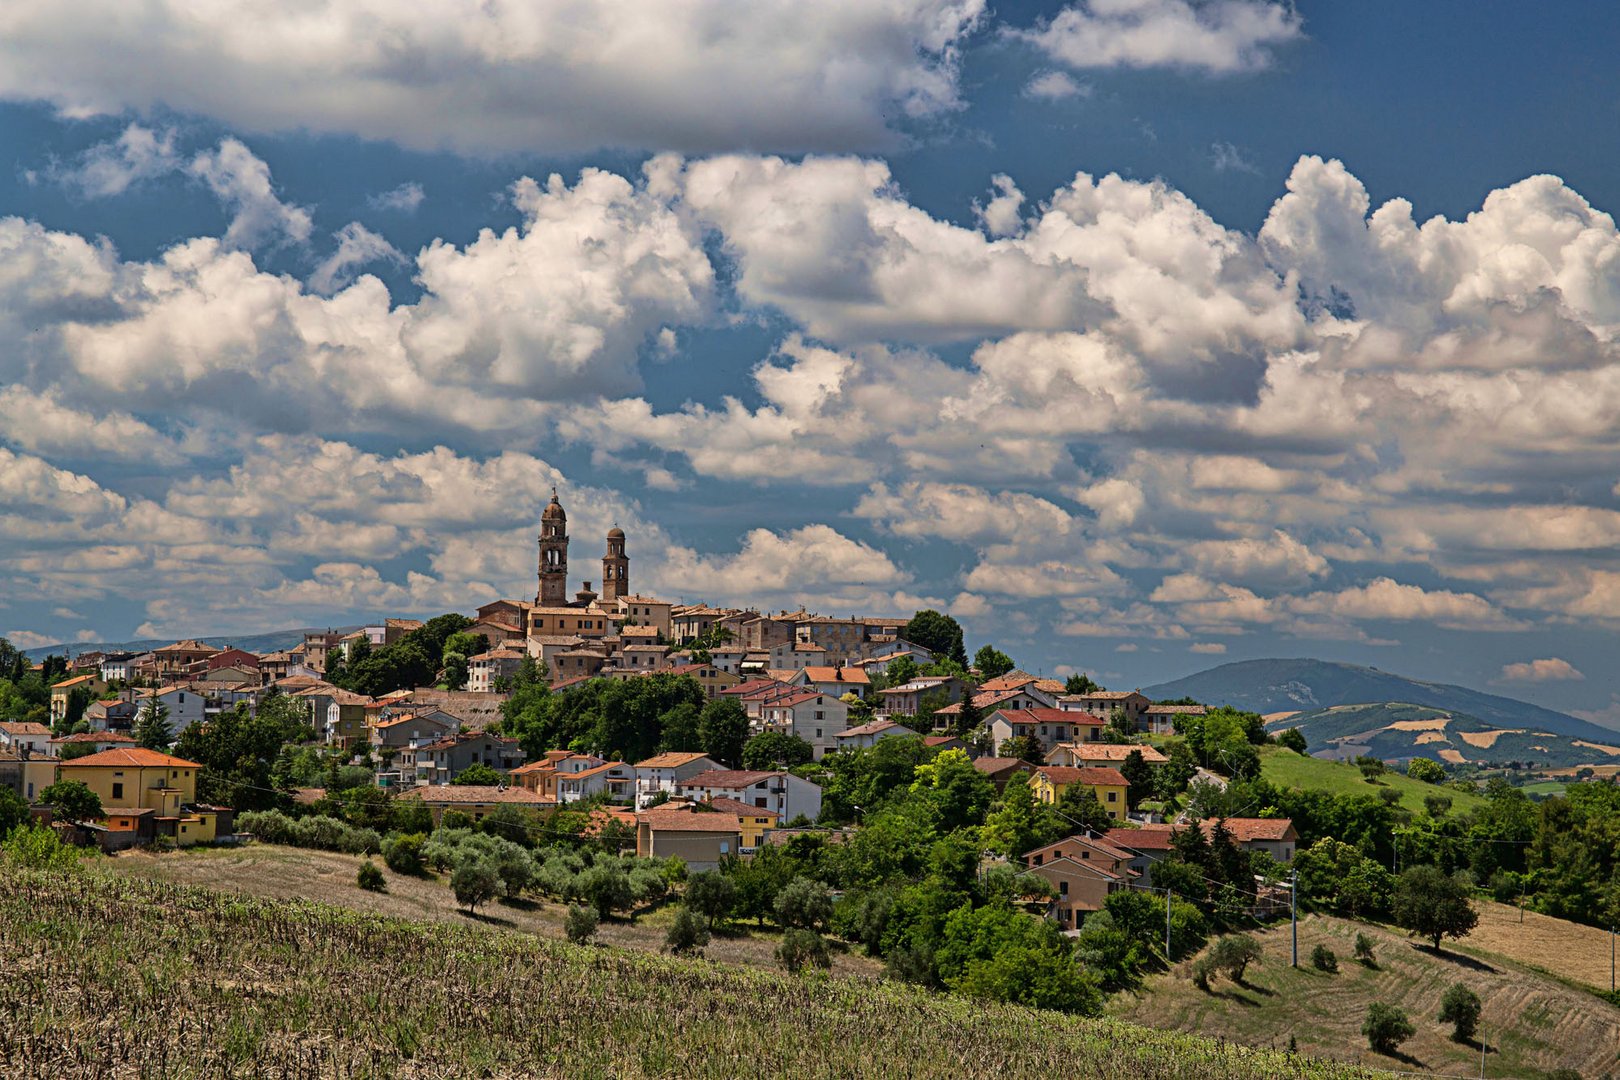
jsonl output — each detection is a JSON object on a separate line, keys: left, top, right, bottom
{"left": 601, "top": 526, "right": 629, "bottom": 604}
{"left": 536, "top": 489, "right": 569, "bottom": 607}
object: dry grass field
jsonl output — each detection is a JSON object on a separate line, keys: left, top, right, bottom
{"left": 1461, "top": 899, "right": 1619, "bottom": 992}
{"left": 100, "top": 843, "right": 884, "bottom": 978}
{"left": 1, "top": 862, "right": 1388, "bottom": 1080}
{"left": 1110, "top": 913, "right": 1620, "bottom": 1080}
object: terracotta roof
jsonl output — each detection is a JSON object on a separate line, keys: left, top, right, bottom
{"left": 0, "top": 721, "right": 51, "bottom": 736}
{"left": 1145, "top": 703, "right": 1207, "bottom": 715}
{"left": 636, "top": 808, "right": 742, "bottom": 833}
{"left": 935, "top": 690, "right": 1028, "bottom": 714}
{"left": 679, "top": 768, "right": 784, "bottom": 789}
{"left": 979, "top": 672, "right": 1039, "bottom": 692}
{"left": 972, "top": 757, "right": 1033, "bottom": 777}
{"left": 50, "top": 732, "right": 135, "bottom": 745}
{"left": 1200, "top": 817, "right": 1297, "bottom": 843}
{"left": 59, "top": 747, "right": 203, "bottom": 769}
{"left": 705, "top": 797, "right": 780, "bottom": 820}
{"left": 922, "top": 735, "right": 963, "bottom": 747}
{"left": 396, "top": 786, "right": 552, "bottom": 805}
{"left": 51, "top": 674, "right": 101, "bottom": 689}
{"left": 1026, "top": 833, "right": 1137, "bottom": 864}
{"left": 992, "top": 706, "right": 1105, "bottom": 726}
{"left": 1035, "top": 766, "right": 1129, "bottom": 787}
{"left": 154, "top": 639, "right": 220, "bottom": 654}
{"left": 835, "top": 720, "right": 909, "bottom": 739}
{"left": 470, "top": 648, "right": 526, "bottom": 661}
{"left": 634, "top": 751, "right": 716, "bottom": 769}
{"left": 1064, "top": 690, "right": 1146, "bottom": 701}
{"left": 327, "top": 690, "right": 373, "bottom": 706}
{"left": 1104, "top": 825, "right": 1176, "bottom": 851}
{"left": 1047, "top": 742, "right": 1168, "bottom": 765}
{"left": 802, "top": 665, "right": 869, "bottom": 684}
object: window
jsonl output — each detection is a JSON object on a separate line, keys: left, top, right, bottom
{"left": 755, "top": 797, "right": 767, "bottom": 808}
{"left": 719, "top": 841, "right": 730, "bottom": 854}
{"left": 112, "top": 782, "right": 124, "bottom": 799}
{"left": 1106, "top": 791, "right": 1117, "bottom": 802}
{"left": 1032, "top": 854, "right": 1042, "bottom": 866}
{"left": 1059, "top": 881, "right": 1068, "bottom": 895}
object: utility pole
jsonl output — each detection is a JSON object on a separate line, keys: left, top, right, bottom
{"left": 1290, "top": 870, "right": 1299, "bottom": 968}
{"left": 1611, "top": 925, "right": 1615, "bottom": 993}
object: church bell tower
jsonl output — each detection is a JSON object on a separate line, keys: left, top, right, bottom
{"left": 537, "top": 489, "right": 569, "bottom": 606}
{"left": 601, "top": 526, "right": 629, "bottom": 604}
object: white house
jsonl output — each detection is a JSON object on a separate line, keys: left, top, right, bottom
{"left": 556, "top": 760, "right": 636, "bottom": 804}
{"left": 633, "top": 751, "right": 724, "bottom": 807}
{"left": 674, "top": 768, "right": 823, "bottom": 823}
{"left": 758, "top": 690, "right": 850, "bottom": 760}
{"left": 137, "top": 686, "right": 206, "bottom": 731}
{"left": 0, "top": 722, "right": 52, "bottom": 756}
{"left": 831, "top": 719, "right": 916, "bottom": 752}
{"left": 986, "top": 707, "right": 1106, "bottom": 756}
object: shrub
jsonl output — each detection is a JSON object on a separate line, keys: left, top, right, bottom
{"left": 1354, "top": 755, "right": 1386, "bottom": 780}
{"left": 1, "top": 824, "right": 83, "bottom": 870}
{"left": 1353, "top": 932, "right": 1377, "bottom": 967}
{"left": 237, "top": 809, "right": 298, "bottom": 844}
{"left": 381, "top": 832, "right": 427, "bottom": 875}
{"left": 1363, "top": 1002, "right": 1415, "bottom": 1055}
{"left": 357, "top": 861, "right": 386, "bottom": 892}
{"left": 777, "top": 928, "right": 832, "bottom": 972}
{"left": 1438, "top": 982, "right": 1481, "bottom": 1043}
{"left": 565, "top": 904, "right": 599, "bottom": 945}
{"left": 1189, "top": 956, "right": 1215, "bottom": 991}
{"left": 580, "top": 864, "right": 634, "bottom": 919}
{"left": 452, "top": 860, "right": 500, "bottom": 913}
{"left": 666, "top": 904, "right": 710, "bottom": 955}
{"left": 1275, "top": 728, "right": 1308, "bottom": 755}
{"left": 1407, "top": 757, "right": 1446, "bottom": 784}
{"left": 1423, "top": 793, "right": 1453, "bottom": 818}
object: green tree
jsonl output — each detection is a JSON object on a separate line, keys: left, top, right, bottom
{"left": 381, "top": 832, "right": 427, "bottom": 875}
{"left": 133, "top": 690, "right": 172, "bottom": 749}
{"left": 1065, "top": 673, "right": 1099, "bottom": 695}
{"left": 698, "top": 697, "right": 749, "bottom": 768}
{"left": 1206, "top": 935, "right": 1263, "bottom": 983}
{"left": 1363, "top": 1002, "right": 1415, "bottom": 1055}
{"left": 1354, "top": 932, "right": 1378, "bottom": 967}
{"left": 658, "top": 701, "right": 703, "bottom": 752}
{"left": 998, "top": 734, "right": 1044, "bottom": 763}
{"left": 1438, "top": 982, "right": 1481, "bottom": 1043}
{"left": 1393, "top": 864, "right": 1479, "bottom": 951}
{"left": 580, "top": 864, "right": 634, "bottom": 918}
{"left": 903, "top": 610, "right": 967, "bottom": 667}
{"left": 1276, "top": 727, "right": 1308, "bottom": 755}
{"left": 40, "top": 779, "right": 101, "bottom": 824}
{"left": 952, "top": 690, "right": 984, "bottom": 739}
{"left": 451, "top": 860, "right": 500, "bottom": 913}
{"left": 774, "top": 876, "right": 834, "bottom": 931}
{"left": 1052, "top": 783, "right": 1113, "bottom": 834}
{"left": 172, "top": 697, "right": 307, "bottom": 810}
{"left": 883, "top": 655, "right": 919, "bottom": 688}
{"left": 0, "top": 788, "right": 27, "bottom": 835}
{"left": 972, "top": 645, "right": 1015, "bottom": 679}
{"left": 742, "top": 732, "right": 814, "bottom": 771}
{"left": 910, "top": 749, "right": 995, "bottom": 832}
{"left": 776, "top": 928, "right": 832, "bottom": 972}
{"left": 1117, "top": 749, "right": 1153, "bottom": 810}
{"left": 451, "top": 763, "right": 506, "bottom": 786}
{"left": 684, "top": 870, "right": 736, "bottom": 929}
{"left": 1, "top": 824, "right": 83, "bottom": 869}
{"left": 440, "top": 651, "right": 469, "bottom": 691}
{"left": 980, "top": 773, "right": 1059, "bottom": 858}
{"left": 1407, "top": 757, "right": 1446, "bottom": 784}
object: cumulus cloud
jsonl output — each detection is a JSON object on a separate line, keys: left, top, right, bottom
{"left": 186, "top": 138, "right": 313, "bottom": 249}
{"left": 0, "top": 1, "right": 985, "bottom": 155}
{"left": 1014, "top": 0, "right": 1303, "bottom": 75}
{"left": 49, "top": 123, "right": 179, "bottom": 197}
{"left": 368, "top": 183, "right": 425, "bottom": 214}
{"left": 309, "top": 223, "right": 404, "bottom": 295}
{"left": 1497, "top": 657, "right": 1585, "bottom": 683}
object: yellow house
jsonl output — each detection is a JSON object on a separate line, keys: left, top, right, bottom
{"left": 704, "top": 797, "right": 779, "bottom": 851}
{"left": 57, "top": 747, "right": 200, "bottom": 814}
{"left": 49, "top": 674, "right": 107, "bottom": 722}
{"left": 1030, "top": 765, "right": 1130, "bottom": 821}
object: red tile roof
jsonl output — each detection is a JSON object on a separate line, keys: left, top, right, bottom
{"left": 634, "top": 752, "right": 716, "bottom": 769}
{"left": 1035, "top": 765, "right": 1130, "bottom": 787}
{"left": 396, "top": 786, "right": 552, "bottom": 806}
{"left": 991, "top": 706, "right": 1105, "bottom": 726}
{"left": 678, "top": 768, "right": 782, "bottom": 789}
{"left": 971, "top": 756, "right": 1034, "bottom": 777}
{"left": 636, "top": 808, "right": 743, "bottom": 833}
{"left": 1199, "top": 817, "right": 1297, "bottom": 843}
{"left": 1104, "top": 826, "right": 1176, "bottom": 851}
{"left": 705, "top": 797, "right": 780, "bottom": 820}
{"left": 59, "top": 747, "right": 203, "bottom": 769}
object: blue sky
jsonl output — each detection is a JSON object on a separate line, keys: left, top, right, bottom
{"left": 2, "top": 0, "right": 1620, "bottom": 724}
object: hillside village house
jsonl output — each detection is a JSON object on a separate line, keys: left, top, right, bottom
{"left": 49, "top": 674, "right": 106, "bottom": 722}
{"left": 370, "top": 711, "right": 455, "bottom": 755}
{"left": 0, "top": 721, "right": 52, "bottom": 757}
{"left": 408, "top": 732, "right": 525, "bottom": 786}
{"left": 1045, "top": 742, "right": 1169, "bottom": 768}
{"left": 151, "top": 639, "right": 220, "bottom": 681}
{"left": 0, "top": 748, "right": 58, "bottom": 801}
{"left": 876, "top": 676, "right": 966, "bottom": 718}
{"left": 137, "top": 686, "right": 206, "bottom": 731}
{"left": 508, "top": 751, "right": 604, "bottom": 798}
{"left": 633, "top": 752, "right": 723, "bottom": 806}
{"left": 971, "top": 756, "right": 1036, "bottom": 791}
{"left": 97, "top": 652, "right": 139, "bottom": 683}
{"left": 674, "top": 768, "right": 823, "bottom": 823}
{"left": 801, "top": 665, "right": 870, "bottom": 700}
{"left": 986, "top": 707, "right": 1106, "bottom": 755}
{"left": 1025, "top": 833, "right": 1141, "bottom": 927}
{"left": 1102, "top": 819, "right": 1300, "bottom": 884}
{"left": 931, "top": 686, "right": 1057, "bottom": 731}
{"left": 83, "top": 697, "right": 138, "bottom": 733}
{"left": 634, "top": 806, "right": 742, "bottom": 870}
{"left": 466, "top": 648, "right": 525, "bottom": 692}
{"left": 664, "top": 662, "right": 743, "bottom": 700}
{"left": 1060, "top": 690, "right": 1151, "bottom": 730}
{"left": 616, "top": 594, "right": 674, "bottom": 638}
{"left": 396, "top": 784, "right": 552, "bottom": 826}
{"left": 832, "top": 719, "right": 915, "bottom": 751}
{"left": 1029, "top": 765, "right": 1130, "bottom": 820}
{"left": 555, "top": 760, "right": 636, "bottom": 803}
{"left": 758, "top": 689, "right": 850, "bottom": 760}
{"left": 55, "top": 747, "right": 226, "bottom": 847}
{"left": 1141, "top": 703, "right": 1206, "bottom": 735}
{"left": 324, "top": 690, "right": 374, "bottom": 749}
{"left": 702, "top": 797, "right": 779, "bottom": 851}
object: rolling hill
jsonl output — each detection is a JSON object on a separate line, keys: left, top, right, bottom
{"left": 1262, "top": 702, "right": 1620, "bottom": 769}
{"left": 1143, "top": 658, "right": 1616, "bottom": 742}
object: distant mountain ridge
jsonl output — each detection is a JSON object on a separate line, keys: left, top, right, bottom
{"left": 1142, "top": 657, "right": 1618, "bottom": 741}
{"left": 18, "top": 627, "right": 360, "bottom": 662}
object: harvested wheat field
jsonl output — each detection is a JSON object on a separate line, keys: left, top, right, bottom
{"left": 1458, "top": 729, "right": 1524, "bottom": 749}
{"left": 1574, "top": 740, "right": 1620, "bottom": 757}
{"left": 1415, "top": 731, "right": 1448, "bottom": 745}
{"left": 1111, "top": 912, "right": 1620, "bottom": 1080}
{"left": 1388, "top": 717, "right": 1450, "bottom": 731}
{"left": 0, "top": 864, "right": 1384, "bottom": 1080}
{"left": 1462, "top": 900, "right": 1619, "bottom": 992}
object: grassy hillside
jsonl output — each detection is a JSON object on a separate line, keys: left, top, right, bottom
{"left": 1260, "top": 745, "right": 1486, "bottom": 815}
{"left": 1265, "top": 702, "right": 1613, "bottom": 770}
{"left": 1109, "top": 912, "right": 1620, "bottom": 1080}
{"left": 0, "top": 863, "right": 1382, "bottom": 1080}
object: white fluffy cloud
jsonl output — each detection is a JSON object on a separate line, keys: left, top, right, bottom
{"left": 186, "top": 138, "right": 313, "bottom": 249}
{"left": 48, "top": 123, "right": 178, "bottom": 197}
{"left": 1498, "top": 657, "right": 1584, "bottom": 683}
{"left": 1015, "top": 0, "right": 1303, "bottom": 75}
{"left": 0, "top": 1, "right": 984, "bottom": 155}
